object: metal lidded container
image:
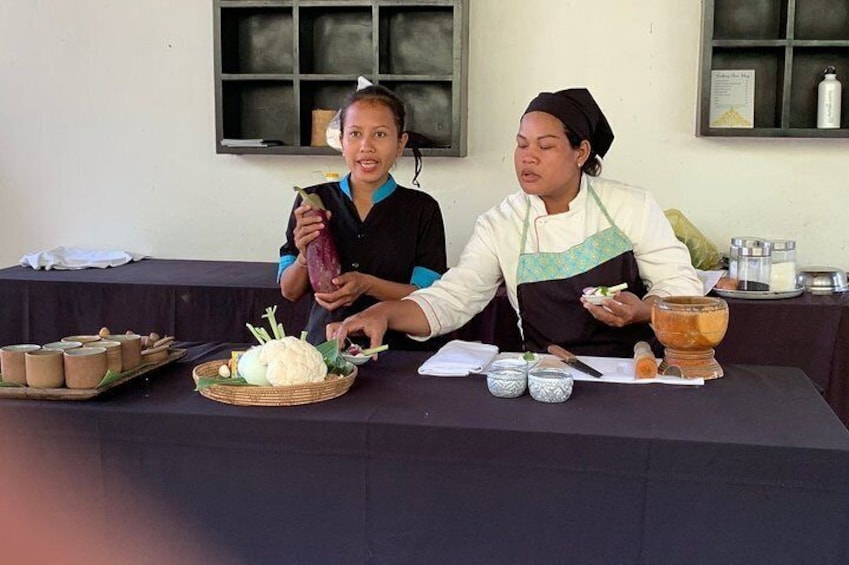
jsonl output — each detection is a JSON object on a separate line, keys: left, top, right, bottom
{"left": 767, "top": 239, "right": 797, "bottom": 292}
{"left": 729, "top": 236, "right": 767, "bottom": 280}
{"left": 736, "top": 243, "right": 772, "bottom": 291}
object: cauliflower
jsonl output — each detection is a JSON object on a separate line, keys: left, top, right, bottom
{"left": 261, "top": 336, "right": 327, "bottom": 386}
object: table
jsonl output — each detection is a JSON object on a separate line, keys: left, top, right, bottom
{"left": 715, "top": 293, "right": 849, "bottom": 430}
{"left": 0, "top": 259, "right": 302, "bottom": 345}
{"left": 1, "top": 347, "right": 848, "bottom": 564}
{"left": 2, "top": 260, "right": 849, "bottom": 428}
{"left": 468, "top": 287, "right": 849, "bottom": 428}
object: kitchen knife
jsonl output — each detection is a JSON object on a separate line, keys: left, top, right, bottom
{"left": 546, "top": 345, "right": 605, "bottom": 378}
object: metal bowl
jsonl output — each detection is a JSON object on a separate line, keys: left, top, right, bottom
{"left": 796, "top": 266, "right": 849, "bottom": 294}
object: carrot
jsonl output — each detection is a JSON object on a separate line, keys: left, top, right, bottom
{"left": 633, "top": 341, "right": 658, "bottom": 379}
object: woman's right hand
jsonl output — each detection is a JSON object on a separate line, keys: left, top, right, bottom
{"left": 293, "top": 204, "right": 330, "bottom": 257}
{"left": 327, "top": 303, "right": 390, "bottom": 352}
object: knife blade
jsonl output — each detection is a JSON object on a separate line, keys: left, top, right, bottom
{"left": 546, "top": 345, "right": 605, "bottom": 378}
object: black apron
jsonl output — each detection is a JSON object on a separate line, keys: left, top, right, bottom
{"left": 516, "top": 184, "right": 656, "bottom": 357}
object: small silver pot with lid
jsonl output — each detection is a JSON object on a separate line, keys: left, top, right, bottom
{"left": 796, "top": 266, "right": 849, "bottom": 294}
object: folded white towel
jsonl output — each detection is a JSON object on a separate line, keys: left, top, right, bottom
{"left": 418, "top": 339, "right": 499, "bottom": 377}
{"left": 20, "top": 246, "right": 147, "bottom": 270}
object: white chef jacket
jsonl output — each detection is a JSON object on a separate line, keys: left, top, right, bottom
{"left": 405, "top": 175, "right": 702, "bottom": 339}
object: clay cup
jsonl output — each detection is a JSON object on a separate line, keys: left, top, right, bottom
{"left": 107, "top": 334, "right": 142, "bottom": 371}
{"left": 64, "top": 347, "right": 108, "bottom": 389}
{"left": 25, "top": 349, "right": 65, "bottom": 388}
{"left": 1, "top": 344, "right": 42, "bottom": 385}
{"left": 85, "top": 340, "right": 122, "bottom": 373}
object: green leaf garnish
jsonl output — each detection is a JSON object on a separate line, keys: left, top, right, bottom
{"left": 0, "top": 380, "right": 24, "bottom": 388}
{"left": 195, "top": 376, "right": 252, "bottom": 391}
{"left": 314, "top": 339, "right": 354, "bottom": 376}
{"left": 96, "top": 369, "right": 124, "bottom": 388}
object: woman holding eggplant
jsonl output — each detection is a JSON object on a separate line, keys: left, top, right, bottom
{"left": 278, "top": 85, "right": 447, "bottom": 349}
{"left": 328, "top": 88, "right": 702, "bottom": 358}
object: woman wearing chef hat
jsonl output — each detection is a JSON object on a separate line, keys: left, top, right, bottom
{"left": 329, "top": 88, "right": 701, "bottom": 357}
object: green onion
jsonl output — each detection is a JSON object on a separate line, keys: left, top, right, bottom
{"left": 359, "top": 344, "right": 389, "bottom": 356}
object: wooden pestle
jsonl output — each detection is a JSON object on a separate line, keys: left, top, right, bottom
{"left": 634, "top": 341, "right": 658, "bottom": 379}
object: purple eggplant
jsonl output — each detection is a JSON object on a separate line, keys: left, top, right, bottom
{"left": 295, "top": 187, "right": 342, "bottom": 293}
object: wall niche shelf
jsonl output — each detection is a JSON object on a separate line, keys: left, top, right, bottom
{"left": 213, "top": 0, "right": 469, "bottom": 156}
{"left": 698, "top": 0, "right": 849, "bottom": 137}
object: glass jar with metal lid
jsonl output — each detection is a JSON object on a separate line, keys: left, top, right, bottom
{"left": 736, "top": 243, "right": 771, "bottom": 291}
{"left": 767, "top": 239, "right": 797, "bottom": 292}
{"left": 729, "top": 236, "right": 766, "bottom": 280}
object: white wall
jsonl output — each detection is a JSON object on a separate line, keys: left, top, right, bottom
{"left": 1, "top": 0, "right": 847, "bottom": 270}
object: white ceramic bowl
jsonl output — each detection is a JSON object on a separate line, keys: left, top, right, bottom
{"left": 486, "top": 368, "right": 527, "bottom": 398}
{"left": 528, "top": 367, "right": 573, "bottom": 403}
{"left": 583, "top": 294, "right": 612, "bottom": 305}
{"left": 341, "top": 353, "right": 371, "bottom": 366}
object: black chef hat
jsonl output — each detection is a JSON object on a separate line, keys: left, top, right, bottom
{"left": 523, "top": 88, "right": 614, "bottom": 158}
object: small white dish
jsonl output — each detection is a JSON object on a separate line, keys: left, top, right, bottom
{"left": 582, "top": 283, "right": 627, "bottom": 305}
{"left": 341, "top": 353, "right": 371, "bottom": 366}
{"left": 491, "top": 358, "right": 527, "bottom": 371}
{"left": 489, "top": 354, "right": 540, "bottom": 372}
{"left": 521, "top": 353, "right": 541, "bottom": 369}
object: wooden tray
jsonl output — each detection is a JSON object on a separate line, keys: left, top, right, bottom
{"left": 193, "top": 359, "right": 356, "bottom": 406}
{"left": 0, "top": 348, "right": 187, "bottom": 401}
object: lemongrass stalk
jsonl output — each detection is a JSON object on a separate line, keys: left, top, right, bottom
{"left": 246, "top": 323, "right": 267, "bottom": 345}
{"left": 262, "top": 305, "right": 285, "bottom": 340}
{"left": 256, "top": 327, "right": 273, "bottom": 343}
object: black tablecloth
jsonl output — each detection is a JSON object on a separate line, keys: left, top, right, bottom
{"left": 3, "top": 259, "right": 849, "bottom": 429}
{"left": 1, "top": 346, "right": 848, "bottom": 564}
{"left": 0, "top": 259, "right": 303, "bottom": 344}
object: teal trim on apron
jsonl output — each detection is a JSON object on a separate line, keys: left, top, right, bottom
{"left": 516, "top": 185, "right": 633, "bottom": 286}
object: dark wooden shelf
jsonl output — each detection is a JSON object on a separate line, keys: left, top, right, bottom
{"left": 214, "top": 0, "right": 469, "bottom": 155}
{"left": 699, "top": 0, "right": 849, "bottom": 137}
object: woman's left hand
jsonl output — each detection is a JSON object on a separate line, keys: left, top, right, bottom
{"left": 581, "top": 291, "right": 652, "bottom": 327}
{"left": 314, "top": 272, "right": 373, "bottom": 311}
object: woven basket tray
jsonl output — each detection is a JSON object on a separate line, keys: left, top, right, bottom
{"left": 192, "top": 359, "right": 357, "bottom": 406}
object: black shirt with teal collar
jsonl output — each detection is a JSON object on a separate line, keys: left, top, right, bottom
{"left": 279, "top": 174, "right": 447, "bottom": 349}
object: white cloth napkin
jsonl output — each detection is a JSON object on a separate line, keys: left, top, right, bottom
{"left": 418, "top": 340, "right": 499, "bottom": 377}
{"left": 20, "top": 246, "right": 147, "bottom": 270}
